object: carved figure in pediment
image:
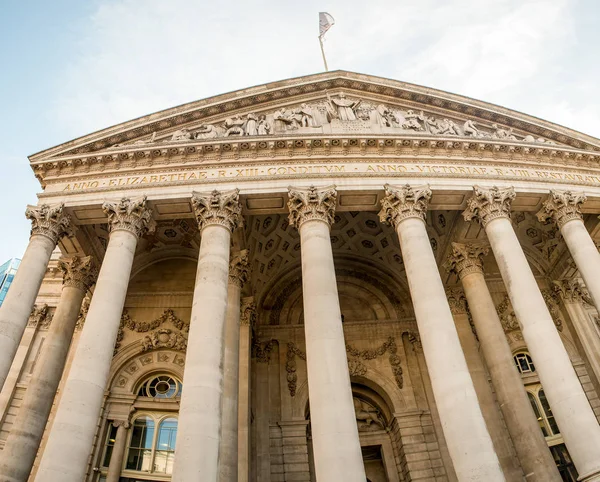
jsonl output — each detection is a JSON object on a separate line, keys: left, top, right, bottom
{"left": 353, "top": 398, "right": 384, "bottom": 431}
{"left": 224, "top": 116, "right": 245, "bottom": 136}
{"left": 171, "top": 128, "right": 192, "bottom": 141}
{"left": 296, "top": 103, "right": 317, "bottom": 127}
{"left": 402, "top": 110, "right": 426, "bottom": 131}
{"left": 274, "top": 108, "right": 302, "bottom": 130}
{"left": 463, "top": 119, "right": 480, "bottom": 137}
{"left": 195, "top": 124, "right": 219, "bottom": 139}
{"left": 245, "top": 113, "right": 258, "bottom": 136}
{"left": 434, "top": 118, "right": 460, "bottom": 135}
{"left": 491, "top": 124, "right": 517, "bottom": 140}
{"left": 326, "top": 93, "right": 361, "bottom": 121}
{"left": 372, "top": 104, "right": 392, "bottom": 127}
{"left": 257, "top": 115, "right": 271, "bottom": 135}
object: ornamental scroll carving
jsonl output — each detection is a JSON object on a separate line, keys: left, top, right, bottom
{"left": 240, "top": 297, "right": 257, "bottom": 326}
{"left": 287, "top": 185, "right": 337, "bottom": 228}
{"left": 537, "top": 190, "right": 587, "bottom": 229}
{"left": 28, "top": 304, "right": 53, "bottom": 330}
{"left": 117, "top": 93, "right": 557, "bottom": 145}
{"left": 286, "top": 342, "right": 306, "bottom": 397}
{"left": 75, "top": 297, "right": 90, "bottom": 331}
{"left": 378, "top": 184, "right": 432, "bottom": 226}
{"left": 496, "top": 293, "right": 563, "bottom": 333}
{"left": 114, "top": 309, "right": 189, "bottom": 353}
{"left": 103, "top": 196, "right": 154, "bottom": 238}
{"left": 191, "top": 189, "right": 243, "bottom": 232}
{"left": 58, "top": 256, "right": 98, "bottom": 292}
{"left": 554, "top": 279, "right": 593, "bottom": 305}
{"left": 463, "top": 186, "right": 516, "bottom": 227}
{"left": 253, "top": 340, "right": 277, "bottom": 364}
{"left": 229, "top": 250, "right": 251, "bottom": 288}
{"left": 25, "top": 203, "right": 71, "bottom": 244}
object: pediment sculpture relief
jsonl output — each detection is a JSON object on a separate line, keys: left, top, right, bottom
{"left": 113, "top": 93, "right": 557, "bottom": 148}
{"left": 353, "top": 397, "right": 385, "bottom": 432}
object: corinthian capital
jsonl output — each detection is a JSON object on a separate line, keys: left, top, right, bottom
{"left": 553, "top": 279, "right": 592, "bottom": 304}
{"left": 444, "top": 242, "right": 489, "bottom": 279}
{"left": 191, "top": 189, "right": 243, "bottom": 232}
{"left": 25, "top": 203, "right": 71, "bottom": 244}
{"left": 240, "top": 297, "right": 257, "bottom": 326}
{"left": 58, "top": 256, "right": 98, "bottom": 292}
{"left": 463, "top": 186, "right": 515, "bottom": 227}
{"left": 537, "top": 190, "right": 586, "bottom": 229}
{"left": 229, "top": 250, "right": 251, "bottom": 287}
{"left": 378, "top": 184, "right": 432, "bottom": 227}
{"left": 287, "top": 185, "right": 337, "bottom": 229}
{"left": 103, "top": 196, "right": 154, "bottom": 238}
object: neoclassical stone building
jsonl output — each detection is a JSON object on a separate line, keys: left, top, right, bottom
{"left": 1, "top": 71, "right": 600, "bottom": 482}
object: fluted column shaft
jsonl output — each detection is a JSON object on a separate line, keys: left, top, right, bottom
{"left": 538, "top": 190, "right": 600, "bottom": 312}
{"left": 0, "top": 204, "right": 70, "bottom": 390}
{"left": 379, "top": 184, "right": 504, "bottom": 482}
{"left": 106, "top": 421, "right": 129, "bottom": 482}
{"left": 219, "top": 251, "right": 250, "bottom": 482}
{"left": 466, "top": 186, "right": 600, "bottom": 482}
{"left": 171, "top": 189, "right": 243, "bottom": 482}
{"left": 0, "top": 257, "right": 96, "bottom": 482}
{"left": 446, "top": 244, "right": 561, "bottom": 482}
{"left": 288, "top": 186, "right": 366, "bottom": 482}
{"left": 35, "top": 197, "right": 152, "bottom": 482}
{"left": 237, "top": 298, "right": 254, "bottom": 482}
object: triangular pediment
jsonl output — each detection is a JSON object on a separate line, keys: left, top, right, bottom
{"left": 30, "top": 70, "right": 600, "bottom": 164}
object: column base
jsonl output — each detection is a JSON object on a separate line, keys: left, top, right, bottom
{"left": 579, "top": 468, "right": 600, "bottom": 482}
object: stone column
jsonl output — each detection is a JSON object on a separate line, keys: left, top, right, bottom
{"left": 219, "top": 250, "right": 250, "bottom": 482}
{"left": 0, "top": 204, "right": 70, "bottom": 391}
{"left": 238, "top": 297, "right": 255, "bottom": 482}
{"left": 538, "top": 190, "right": 600, "bottom": 311}
{"left": 35, "top": 197, "right": 153, "bottom": 482}
{"left": 0, "top": 256, "right": 97, "bottom": 482}
{"left": 106, "top": 420, "right": 130, "bottom": 482}
{"left": 445, "top": 243, "right": 561, "bottom": 482}
{"left": 379, "top": 184, "right": 504, "bottom": 481}
{"left": 554, "top": 280, "right": 600, "bottom": 389}
{"left": 171, "top": 189, "right": 243, "bottom": 482}
{"left": 287, "top": 185, "right": 366, "bottom": 482}
{"left": 464, "top": 186, "right": 600, "bottom": 481}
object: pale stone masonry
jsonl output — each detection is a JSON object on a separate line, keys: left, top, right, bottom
{"left": 2, "top": 71, "right": 600, "bottom": 482}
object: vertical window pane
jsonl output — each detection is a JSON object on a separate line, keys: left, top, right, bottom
{"left": 126, "top": 417, "right": 155, "bottom": 471}
{"left": 102, "top": 424, "right": 119, "bottom": 467}
{"left": 527, "top": 392, "right": 549, "bottom": 437}
{"left": 539, "top": 389, "right": 560, "bottom": 435}
{"left": 154, "top": 418, "right": 177, "bottom": 474}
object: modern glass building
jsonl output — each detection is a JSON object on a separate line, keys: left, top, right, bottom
{"left": 0, "top": 258, "right": 21, "bottom": 307}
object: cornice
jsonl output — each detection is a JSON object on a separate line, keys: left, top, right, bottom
{"left": 29, "top": 71, "right": 600, "bottom": 169}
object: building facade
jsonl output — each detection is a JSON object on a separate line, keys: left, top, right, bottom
{"left": 0, "top": 259, "right": 21, "bottom": 307}
{"left": 1, "top": 71, "right": 600, "bottom": 482}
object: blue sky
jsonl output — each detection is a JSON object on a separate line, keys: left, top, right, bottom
{"left": 1, "top": 0, "right": 599, "bottom": 263}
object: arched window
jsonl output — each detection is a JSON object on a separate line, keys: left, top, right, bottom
{"left": 124, "top": 415, "right": 178, "bottom": 476}
{"left": 527, "top": 388, "right": 560, "bottom": 437}
{"left": 514, "top": 352, "right": 535, "bottom": 374}
{"left": 137, "top": 375, "right": 182, "bottom": 399}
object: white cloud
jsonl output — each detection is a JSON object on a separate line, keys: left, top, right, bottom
{"left": 49, "top": 0, "right": 600, "bottom": 139}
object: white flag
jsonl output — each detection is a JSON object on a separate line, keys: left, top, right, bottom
{"left": 319, "top": 12, "right": 335, "bottom": 38}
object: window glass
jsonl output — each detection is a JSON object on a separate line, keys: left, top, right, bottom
{"left": 137, "top": 375, "right": 182, "bottom": 399}
{"left": 154, "top": 418, "right": 178, "bottom": 474}
{"left": 527, "top": 392, "right": 549, "bottom": 437}
{"left": 126, "top": 417, "right": 155, "bottom": 471}
{"left": 514, "top": 353, "right": 535, "bottom": 374}
{"left": 550, "top": 443, "right": 578, "bottom": 481}
{"left": 539, "top": 389, "right": 560, "bottom": 435}
{"left": 102, "top": 423, "right": 119, "bottom": 467}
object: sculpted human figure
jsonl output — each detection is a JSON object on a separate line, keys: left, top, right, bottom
{"left": 463, "top": 119, "right": 480, "bottom": 137}
{"left": 273, "top": 108, "right": 301, "bottom": 130}
{"left": 353, "top": 398, "right": 383, "bottom": 430}
{"left": 245, "top": 113, "right": 258, "bottom": 136}
{"left": 171, "top": 128, "right": 192, "bottom": 141}
{"left": 373, "top": 104, "right": 391, "bottom": 127}
{"left": 224, "top": 116, "right": 245, "bottom": 136}
{"left": 298, "top": 103, "right": 317, "bottom": 127}
{"left": 437, "top": 118, "right": 461, "bottom": 135}
{"left": 257, "top": 115, "right": 271, "bottom": 135}
{"left": 402, "top": 110, "right": 425, "bottom": 130}
{"left": 491, "top": 123, "right": 517, "bottom": 140}
{"left": 326, "top": 92, "right": 361, "bottom": 121}
{"left": 195, "top": 124, "right": 219, "bottom": 139}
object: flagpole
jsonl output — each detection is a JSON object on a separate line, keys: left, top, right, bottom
{"left": 319, "top": 36, "right": 329, "bottom": 72}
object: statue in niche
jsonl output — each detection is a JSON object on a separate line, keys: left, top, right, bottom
{"left": 491, "top": 123, "right": 517, "bottom": 140}
{"left": 195, "top": 124, "right": 219, "bottom": 139}
{"left": 273, "top": 108, "right": 302, "bottom": 130}
{"left": 224, "top": 116, "right": 246, "bottom": 136}
{"left": 402, "top": 110, "right": 426, "bottom": 130}
{"left": 245, "top": 113, "right": 259, "bottom": 136}
{"left": 326, "top": 92, "right": 361, "bottom": 121}
{"left": 171, "top": 128, "right": 193, "bottom": 141}
{"left": 257, "top": 115, "right": 272, "bottom": 135}
{"left": 353, "top": 397, "right": 384, "bottom": 431}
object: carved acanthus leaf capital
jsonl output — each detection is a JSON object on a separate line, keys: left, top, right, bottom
{"left": 191, "top": 189, "right": 243, "bottom": 232}
{"left": 378, "top": 184, "right": 432, "bottom": 227}
{"left": 103, "top": 196, "right": 154, "bottom": 238}
{"left": 463, "top": 186, "right": 515, "bottom": 227}
{"left": 58, "top": 256, "right": 98, "bottom": 292}
{"left": 287, "top": 185, "right": 337, "bottom": 229}
{"left": 553, "top": 279, "right": 592, "bottom": 304}
{"left": 444, "top": 242, "right": 489, "bottom": 279}
{"left": 240, "top": 297, "right": 257, "bottom": 326}
{"left": 25, "top": 203, "right": 71, "bottom": 244}
{"left": 537, "top": 190, "right": 586, "bottom": 229}
{"left": 229, "top": 250, "right": 251, "bottom": 287}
